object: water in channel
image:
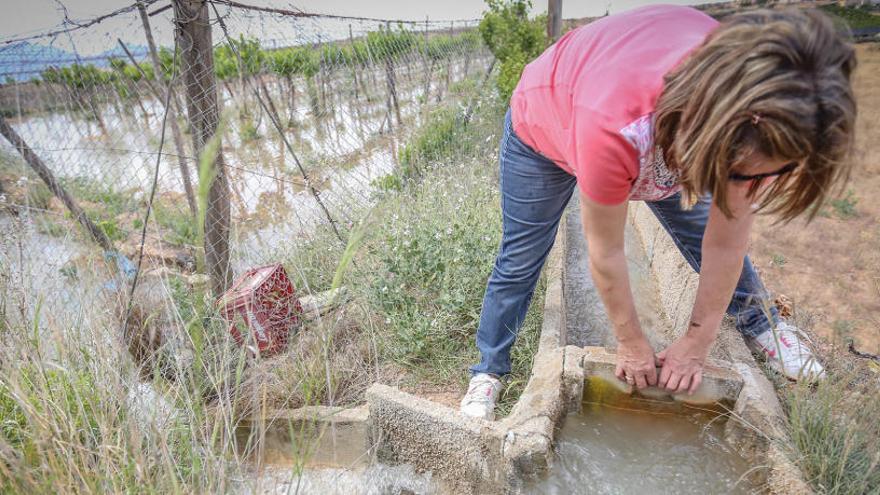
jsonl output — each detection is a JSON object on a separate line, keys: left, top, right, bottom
{"left": 525, "top": 404, "right": 752, "bottom": 494}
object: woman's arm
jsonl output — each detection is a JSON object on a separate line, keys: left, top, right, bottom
{"left": 579, "top": 192, "right": 657, "bottom": 389}
{"left": 657, "top": 182, "right": 755, "bottom": 394}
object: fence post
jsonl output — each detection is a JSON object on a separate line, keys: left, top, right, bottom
{"left": 0, "top": 115, "right": 113, "bottom": 252}
{"left": 548, "top": 0, "right": 563, "bottom": 41}
{"left": 137, "top": 1, "right": 198, "bottom": 220}
{"left": 446, "top": 21, "right": 453, "bottom": 90}
{"left": 384, "top": 20, "right": 402, "bottom": 127}
{"left": 173, "top": 0, "right": 232, "bottom": 296}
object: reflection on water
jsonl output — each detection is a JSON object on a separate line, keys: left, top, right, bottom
{"left": 526, "top": 406, "right": 752, "bottom": 495}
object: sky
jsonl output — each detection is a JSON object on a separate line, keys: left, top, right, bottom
{"left": 1, "top": 0, "right": 725, "bottom": 41}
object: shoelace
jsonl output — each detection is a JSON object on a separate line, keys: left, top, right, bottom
{"left": 770, "top": 322, "right": 814, "bottom": 362}
{"left": 463, "top": 376, "right": 497, "bottom": 405}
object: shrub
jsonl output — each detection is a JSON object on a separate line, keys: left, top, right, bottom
{"left": 820, "top": 4, "right": 880, "bottom": 30}
{"left": 479, "top": 0, "right": 548, "bottom": 100}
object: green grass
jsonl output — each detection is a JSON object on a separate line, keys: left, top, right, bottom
{"left": 770, "top": 253, "right": 786, "bottom": 268}
{"left": 352, "top": 94, "right": 511, "bottom": 386}
{"left": 0, "top": 309, "right": 246, "bottom": 493}
{"left": 58, "top": 177, "right": 139, "bottom": 243}
{"left": 243, "top": 84, "right": 539, "bottom": 410}
{"left": 830, "top": 190, "right": 859, "bottom": 219}
{"left": 377, "top": 106, "right": 459, "bottom": 191}
{"left": 154, "top": 202, "right": 197, "bottom": 246}
{"left": 0, "top": 156, "right": 132, "bottom": 243}
{"left": 820, "top": 4, "right": 880, "bottom": 31}
{"left": 38, "top": 219, "right": 67, "bottom": 238}
{"left": 0, "top": 150, "right": 52, "bottom": 210}
{"left": 355, "top": 89, "right": 542, "bottom": 414}
{"left": 60, "top": 176, "right": 135, "bottom": 217}
{"left": 362, "top": 159, "right": 502, "bottom": 381}
{"left": 784, "top": 370, "right": 880, "bottom": 495}
{"left": 239, "top": 120, "right": 261, "bottom": 143}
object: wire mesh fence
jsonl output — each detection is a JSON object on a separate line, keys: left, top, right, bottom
{"left": 0, "top": 2, "right": 530, "bottom": 488}
{"left": 0, "top": 0, "right": 494, "bottom": 332}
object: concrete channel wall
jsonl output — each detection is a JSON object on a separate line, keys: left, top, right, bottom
{"left": 245, "top": 199, "right": 812, "bottom": 494}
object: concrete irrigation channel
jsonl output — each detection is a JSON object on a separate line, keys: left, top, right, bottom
{"left": 242, "top": 197, "right": 812, "bottom": 494}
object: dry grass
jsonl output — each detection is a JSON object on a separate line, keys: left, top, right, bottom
{"left": 0, "top": 282, "right": 247, "bottom": 493}
{"left": 235, "top": 303, "right": 379, "bottom": 413}
{"left": 750, "top": 42, "right": 880, "bottom": 495}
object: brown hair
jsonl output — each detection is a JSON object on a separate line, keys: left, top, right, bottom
{"left": 654, "top": 8, "right": 857, "bottom": 222}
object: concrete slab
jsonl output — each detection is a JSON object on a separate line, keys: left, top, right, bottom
{"left": 577, "top": 346, "right": 743, "bottom": 412}
{"left": 366, "top": 383, "right": 505, "bottom": 494}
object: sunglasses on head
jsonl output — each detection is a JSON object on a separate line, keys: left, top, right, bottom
{"left": 727, "top": 161, "right": 799, "bottom": 182}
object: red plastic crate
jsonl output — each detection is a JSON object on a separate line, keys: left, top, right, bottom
{"left": 217, "top": 263, "right": 303, "bottom": 357}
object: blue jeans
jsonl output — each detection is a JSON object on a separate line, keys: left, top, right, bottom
{"left": 469, "top": 109, "right": 779, "bottom": 377}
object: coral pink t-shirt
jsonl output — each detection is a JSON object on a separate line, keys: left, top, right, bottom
{"left": 510, "top": 5, "right": 718, "bottom": 205}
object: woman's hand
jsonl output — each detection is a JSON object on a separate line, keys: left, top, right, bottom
{"left": 615, "top": 335, "right": 658, "bottom": 390}
{"left": 656, "top": 333, "right": 713, "bottom": 395}
{"left": 578, "top": 193, "right": 658, "bottom": 389}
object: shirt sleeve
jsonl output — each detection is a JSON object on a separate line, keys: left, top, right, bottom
{"left": 569, "top": 109, "right": 639, "bottom": 205}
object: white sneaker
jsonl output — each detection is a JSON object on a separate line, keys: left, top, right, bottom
{"left": 747, "top": 321, "right": 825, "bottom": 383}
{"left": 460, "top": 373, "right": 503, "bottom": 421}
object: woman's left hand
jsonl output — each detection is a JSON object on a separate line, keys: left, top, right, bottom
{"left": 656, "top": 334, "right": 713, "bottom": 395}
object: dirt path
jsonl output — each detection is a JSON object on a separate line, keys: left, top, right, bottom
{"left": 751, "top": 43, "right": 880, "bottom": 354}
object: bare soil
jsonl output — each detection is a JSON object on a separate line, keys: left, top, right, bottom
{"left": 751, "top": 43, "right": 880, "bottom": 355}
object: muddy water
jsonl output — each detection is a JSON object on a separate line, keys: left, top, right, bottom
{"left": 526, "top": 406, "right": 752, "bottom": 495}
{"left": 236, "top": 418, "right": 439, "bottom": 494}
{"left": 550, "top": 199, "right": 752, "bottom": 494}
{"left": 242, "top": 463, "right": 438, "bottom": 495}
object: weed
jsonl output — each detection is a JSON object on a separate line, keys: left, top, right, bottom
{"left": 820, "top": 4, "right": 880, "bottom": 30}
{"left": 60, "top": 176, "right": 134, "bottom": 217}
{"left": 96, "top": 218, "right": 125, "bottom": 242}
{"left": 26, "top": 182, "right": 52, "bottom": 210}
{"left": 154, "top": 202, "right": 197, "bottom": 246}
{"left": 240, "top": 120, "right": 261, "bottom": 142}
{"left": 770, "top": 253, "right": 786, "bottom": 268}
{"left": 38, "top": 220, "right": 67, "bottom": 238}
{"left": 830, "top": 190, "right": 859, "bottom": 219}
{"left": 0, "top": 291, "right": 288, "bottom": 493}
{"left": 376, "top": 102, "right": 489, "bottom": 192}
{"left": 785, "top": 371, "right": 880, "bottom": 495}
{"left": 59, "top": 264, "right": 78, "bottom": 280}
{"left": 832, "top": 319, "right": 856, "bottom": 344}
